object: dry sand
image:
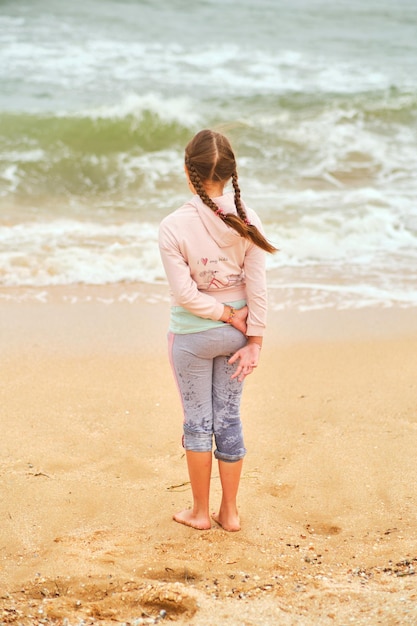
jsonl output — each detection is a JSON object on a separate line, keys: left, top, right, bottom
{"left": 1, "top": 284, "right": 416, "bottom": 625}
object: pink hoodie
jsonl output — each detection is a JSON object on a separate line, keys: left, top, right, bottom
{"left": 158, "top": 192, "right": 267, "bottom": 337}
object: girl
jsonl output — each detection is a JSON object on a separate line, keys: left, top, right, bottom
{"left": 159, "top": 129, "right": 276, "bottom": 531}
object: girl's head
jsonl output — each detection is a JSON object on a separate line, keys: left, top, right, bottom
{"left": 185, "top": 129, "right": 236, "bottom": 185}
{"left": 184, "top": 129, "right": 277, "bottom": 254}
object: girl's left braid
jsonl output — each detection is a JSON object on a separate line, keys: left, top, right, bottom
{"left": 232, "top": 170, "right": 250, "bottom": 225}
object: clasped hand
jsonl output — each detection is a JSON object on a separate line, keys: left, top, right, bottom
{"left": 228, "top": 305, "right": 261, "bottom": 382}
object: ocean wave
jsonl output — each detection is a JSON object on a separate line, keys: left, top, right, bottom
{"left": 0, "top": 220, "right": 164, "bottom": 287}
{"left": 2, "top": 0, "right": 416, "bottom": 310}
{"left": 0, "top": 96, "right": 196, "bottom": 200}
{"left": 1, "top": 88, "right": 416, "bottom": 204}
{"left": 231, "top": 90, "right": 417, "bottom": 196}
{"left": 265, "top": 191, "right": 417, "bottom": 268}
{"left": 1, "top": 212, "right": 416, "bottom": 308}
{"left": 78, "top": 93, "right": 202, "bottom": 124}
{"left": 0, "top": 96, "right": 193, "bottom": 155}
{"left": 2, "top": 0, "right": 417, "bottom": 117}
{"left": 2, "top": 34, "right": 416, "bottom": 110}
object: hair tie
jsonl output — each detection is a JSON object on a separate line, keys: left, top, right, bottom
{"left": 215, "top": 208, "right": 225, "bottom": 219}
{"left": 244, "top": 217, "right": 251, "bottom": 226}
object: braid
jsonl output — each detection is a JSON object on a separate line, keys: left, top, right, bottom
{"left": 232, "top": 170, "right": 248, "bottom": 223}
{"left": 186, "top": 161, "right": 226, "bottom": 220}
{"left": 185, "top": 130, "right": 278, "bottom": 254}
{"left": 230, "top": 169, "right": 278, "bottom": 253}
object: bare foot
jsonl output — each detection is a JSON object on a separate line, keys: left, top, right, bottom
{"left": 211, "top": 511, "right": 241, "bottom": 532}
{"left": 173, "top": 509, "right": 211, "bottom": 530}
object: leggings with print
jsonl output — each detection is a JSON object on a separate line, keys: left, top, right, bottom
{"left": 168, "top": 325, "right": 248, "bottom": 463}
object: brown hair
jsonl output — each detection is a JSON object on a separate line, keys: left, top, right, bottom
{"left": 185, "top": 129, "right": 277, "bottom": 254}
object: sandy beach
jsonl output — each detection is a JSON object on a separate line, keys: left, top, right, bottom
{"left": 1, "top": 284, "right": 416, "bottom": 625}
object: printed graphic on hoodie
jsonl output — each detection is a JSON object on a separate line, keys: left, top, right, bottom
{"left": 197, "top": 255, "right": 244, "bottom": 290}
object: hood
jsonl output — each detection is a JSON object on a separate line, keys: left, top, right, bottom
{"left": 188, "top": 192, "right": 243, "bottom": 248}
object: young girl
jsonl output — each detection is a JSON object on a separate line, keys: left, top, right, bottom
{"left": 159, "top": 129, "right": 276, "bottom": 531}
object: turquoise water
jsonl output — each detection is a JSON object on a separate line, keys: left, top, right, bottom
{"left": 1, "top": 0, "right": 416, "bottom": 308}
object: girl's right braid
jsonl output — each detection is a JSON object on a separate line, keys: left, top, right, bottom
{"left": 188, "top": 163, "right": 226, "bottom": 220}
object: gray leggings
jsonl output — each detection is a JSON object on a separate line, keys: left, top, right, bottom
{"left": 168, "top": 325, "right": 248, "bottom": 462}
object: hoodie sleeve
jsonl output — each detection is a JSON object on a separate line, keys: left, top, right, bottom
{"left": 158, "top": 218, "right": 224, "bottom": 320}
{"left": 243, "top": 211, "right": 268, "bottom": 336}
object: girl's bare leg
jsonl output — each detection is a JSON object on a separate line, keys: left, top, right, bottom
{"left": 173, "top": 450, "right": 212, "bottom": 530}
{"left": 212, "top": 459, "right": 243, "bottom": 531}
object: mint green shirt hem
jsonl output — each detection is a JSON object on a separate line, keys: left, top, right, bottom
{"left": 169, "top": 300, "right": 247, "bottom": 334}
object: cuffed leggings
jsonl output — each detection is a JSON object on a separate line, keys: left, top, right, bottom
{"left": 168, "top": 325, "right": 247, "bottom": 462}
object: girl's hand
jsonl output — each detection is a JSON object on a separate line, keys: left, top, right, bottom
{"left": 230, "top": 305, "right": 248, "bottom": 335}
{"left": 228, "top": 341, "right": 262, "bottom": 383}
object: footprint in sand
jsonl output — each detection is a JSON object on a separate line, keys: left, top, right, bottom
{"left": 306, "top": 522, "right": 342, "bottom": 536}
{"left": 267, "top": 483, "right": 295, "bottom": 498}
{"left": 3, "top": 576, "right": 198, "bottom": 623}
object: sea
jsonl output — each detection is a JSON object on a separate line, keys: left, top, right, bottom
{"left": 1, "top": 0, "right": 416, "bottom": 310}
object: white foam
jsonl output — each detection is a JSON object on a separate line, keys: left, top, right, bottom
{"left": 77, "top": 92, "right": 202, "bottom": 126}
{"left": 0, "top": 220, "right": 165, "bottom": 287}
{"left": 1, "top": 210, "right": 416, "bottom": 309}
{"left": 3, "top": 33, "right": 416, "bottom": 114}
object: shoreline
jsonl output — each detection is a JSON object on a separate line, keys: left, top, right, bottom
{"left": 1, "top": 284, "right": 416, "bottom": 624}
{"left": 2, "top": 282, "right": 417, "bottom": 348}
